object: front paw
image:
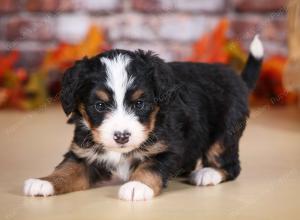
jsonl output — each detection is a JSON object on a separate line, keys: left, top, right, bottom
{"left": 118, "top": 181, "right": 154, "bottom": 201}
{"left": 189, "top": 167, "right": 223, "bottom": 186}
{"left": 24, "top": 178, "right": 54, "bottom": 197}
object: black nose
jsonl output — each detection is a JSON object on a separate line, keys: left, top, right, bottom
{"left": 113, "top": 131, "right": 131, "bottom": 145}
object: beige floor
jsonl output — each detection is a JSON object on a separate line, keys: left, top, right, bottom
{"left": 0, "top": 106, "right": 299, "bottom": 220}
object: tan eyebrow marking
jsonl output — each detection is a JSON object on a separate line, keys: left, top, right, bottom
{"left": 78, "top": 104, "right": 92, "bottom": 128}
{"left": 96, "top": 90, "right": 110, "bottom": 102}
{"left": 131, "top": 89, "right": 144, "bottom": 101}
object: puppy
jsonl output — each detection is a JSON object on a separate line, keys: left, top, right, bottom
{"left": 24, "top": 35, "right": 264, "bottom": 201}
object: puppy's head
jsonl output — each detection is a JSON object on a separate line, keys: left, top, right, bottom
{"left": 61, "top": 49, "right": 174, "bottom": 153}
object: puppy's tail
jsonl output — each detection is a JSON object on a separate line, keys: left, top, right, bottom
{"left": 241, "top": 35, "right": 264, "bottom": 90}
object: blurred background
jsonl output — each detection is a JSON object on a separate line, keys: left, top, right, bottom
{"left": 0, "top": 2, "right": 300, "bottom": 219}
{"left": 0, "top": 0, "right": 299, "bottom": 110}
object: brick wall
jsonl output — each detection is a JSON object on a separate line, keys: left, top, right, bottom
{"left": 0, "top": 0, "right": 288, "bottom": 68}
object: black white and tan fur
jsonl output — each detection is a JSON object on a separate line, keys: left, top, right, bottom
{"left": 24, "top": 35, "right": 264, "bottom": 201}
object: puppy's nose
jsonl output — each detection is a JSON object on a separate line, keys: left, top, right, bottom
{"left": 113, "top": 130, "right": 131, "bottom": 145}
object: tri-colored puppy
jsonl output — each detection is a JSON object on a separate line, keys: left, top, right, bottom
{"left": 24, "top": 35, "right": 264, "bottom": 201}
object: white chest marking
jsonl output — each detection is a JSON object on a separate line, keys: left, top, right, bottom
{"left": 100, "top": 151, "right": 132, "bottom": 181}
{"left": 71, "top": 145, "right": 132, "bottom": 181}
{"left": 97, "top": 151, "right": 122, "bottom": 167}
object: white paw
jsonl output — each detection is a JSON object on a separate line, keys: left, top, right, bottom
{"left": 24, "top": 178, "right": 54, "bottom": 197}
{"left": 190, "top": 167, "right": 223, "bottom": 186}
{"left": 118, "top": 181, "right": 154, "bottom": 201}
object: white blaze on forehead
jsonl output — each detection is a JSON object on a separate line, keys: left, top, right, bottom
{"left": 100, "top": 54, "right": 134, "bottom": 110}
{"left": 99, "top": 54, "right": 146, "bottom": 151}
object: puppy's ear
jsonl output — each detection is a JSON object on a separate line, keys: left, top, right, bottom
{"left": 136, "top": 50, "right": 176, "bottom": 104}
{"left": 60, "top": 58, "right": 88, "bottom": 115}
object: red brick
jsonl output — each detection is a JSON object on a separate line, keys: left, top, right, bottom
{"left": 78, "top": 0, "right": 123, "bottom": 13}
{"left": 57, "top": 0, "right": 77, "bottom": 12}
{"left": 231, "top": 0, "right": 288, "bottom": 12}
{"left": 230, "top": 16, "right": 287, "bottom": 43}
{"left": 263, "top": 41, "right": 287, "bottom": 57}
{"left": 105, "top": 14, "right": 158, "bottom": 41}
{"left": 26, "top": 0, "right": 59, "bottom": 12}
{"left": 0, "top": 0, "right": 20, "bottom": 12}
{"left": 0, "top": 18, "right": 5, "bottom": 40}
{"left": 158, "top": 15, "right": 219, "bottom": 42}
{"left": 132, "top": 0, "right": 226, "bottom": 13}
{"left": 263, "top": 18, "right": 287, "bottom": 42}
{"left": 4, "top": 16, "right": 55, "bottom": 41}
{"left": 171, "top": 0, "right": 227, "bottom": 13}
{"left": 55, "top": 14, "right": 91, "bottom": 43}
{"left": 132, "top": 0, "right": 161, "bottom": 13}
{"left": 25, "top": 0, "right": 78, "bottom": 12}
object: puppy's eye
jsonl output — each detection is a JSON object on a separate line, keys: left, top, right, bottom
{"left": 134, "top": 100, "right": 144, "bottom": 110}
{"left": 95, "top": 101, "right": 106, "bottom": 112}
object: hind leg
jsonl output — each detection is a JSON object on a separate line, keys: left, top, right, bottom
{"left": 190, "top": 119, "right": 245, "bottom": 186}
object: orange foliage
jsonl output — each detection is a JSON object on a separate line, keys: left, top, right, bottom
{"left": 253, "top": 56, "right": 298, "bottom": 105}
{"left": 0, "top": 51, "right": 20, "bottom": 77}
{"left": 42, "top": 25, "right": 108, "bottom": 71}
{"left": 0, "top": 25, "right": 109, "bottom": 110}
{"left": 0, "top": 51, "right": 30, "bottom": 109}
{"left": 189, "top": 19, "right": 229, "bottom": 63}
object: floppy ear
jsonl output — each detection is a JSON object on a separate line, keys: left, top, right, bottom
{"left": 60, "top": 58, "right": 88, "bottom": 116}
{"left": 137, "top": 50, "right": 176, "bottom": 104}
